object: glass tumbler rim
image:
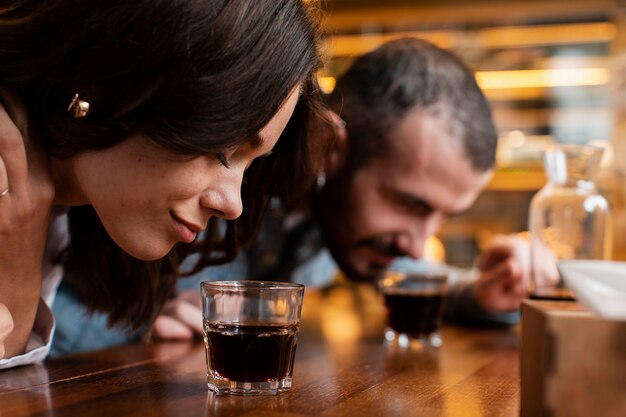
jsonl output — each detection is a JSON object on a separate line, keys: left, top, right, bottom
{"left": 378, "top": 268, "right": 448, "bottom": 291}
{"left": 544, "top": 143, "right": 604, "bottom": 154}
{"left": 201, "top": 280, "right": 304, "bottom": 291}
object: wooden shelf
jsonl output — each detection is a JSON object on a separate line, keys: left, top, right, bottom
{"left": 486, "top": 170, "right": 547, "bottom": 191}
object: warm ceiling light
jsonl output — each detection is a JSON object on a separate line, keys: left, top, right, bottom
{"left": 326, "top": 31, "right": 453, "bottom": 57}
{"left": 475, "top": 68, "right": 609, "bottom": 89}
{"left": 325, "top": 22, "right": 616, "bottom": 58}
{"left": 318, "top": 76, "right": 336, "bottom": 94}
{"left": 479, "top": 22, "right": 616, "bottom": 48}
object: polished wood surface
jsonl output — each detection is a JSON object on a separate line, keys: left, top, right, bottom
{"left": 0, "top": 285, "right": 520, "bottom": 417}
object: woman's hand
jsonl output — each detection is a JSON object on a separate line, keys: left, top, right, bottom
{"left": 152, "top": 290, "right": 203, "bottom": 340}
{"left": 0, "top": 303, "right": 14, "bottom": 359}
{"left": 0, "top": 95, "right": 54, "bottom": 358}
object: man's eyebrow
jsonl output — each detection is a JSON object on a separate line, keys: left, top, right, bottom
{"left": 390, "top": 189, "right": 434, "bottom": 211}
{"left": 387, "top": 188, "right": 460, "bottom": 217}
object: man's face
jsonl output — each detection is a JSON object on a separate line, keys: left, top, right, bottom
{"left": 317, "top": 110, "right": 493, "bottom": 282}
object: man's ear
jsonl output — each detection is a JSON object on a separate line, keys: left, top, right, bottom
{"left": 324, "top": 111, "right": 349, "bottom": 176}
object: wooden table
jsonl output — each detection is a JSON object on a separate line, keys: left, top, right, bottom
{"left": 0, "top": 285, "right": 520, "bottom": 417}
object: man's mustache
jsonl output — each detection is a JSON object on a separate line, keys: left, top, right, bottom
{"left": 358, "top": 237, "right": 405, "bottom": 258}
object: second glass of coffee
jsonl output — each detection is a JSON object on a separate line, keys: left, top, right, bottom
{"left": 201, "top": 281, "right": 304, "bottom": 395}
{"left": 379, "top": 269, "right": 448, "bottom": 349}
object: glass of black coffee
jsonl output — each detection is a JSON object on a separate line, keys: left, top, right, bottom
{"left": 201, "top": 281, "right": 304, "bottom": 395}
{"left": 379, "top": 269, "right": 448, "bottom": 349}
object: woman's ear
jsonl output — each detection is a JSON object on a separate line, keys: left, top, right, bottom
{"left": 324, "top": 111, "right": 349, "bottom": 176}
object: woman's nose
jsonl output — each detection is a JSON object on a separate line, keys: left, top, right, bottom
{"left": 199, "top": 178, "right": 244, "bottom": 220}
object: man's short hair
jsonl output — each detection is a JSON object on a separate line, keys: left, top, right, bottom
{"left": 328, "top": 37, "right": 497, "bottom": 172}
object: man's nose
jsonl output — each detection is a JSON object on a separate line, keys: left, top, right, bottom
{"left": 396, "top": 214, "right": 444, "bottom": 260}
{"left": 395, "top": 231, "right": 426, "bottom": 260}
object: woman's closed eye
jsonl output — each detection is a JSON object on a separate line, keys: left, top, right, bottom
{"left": 214, "top": 139, "right": 273, "bottom": 171}
{"left": 215, "top": 152, "right": 230, "bottom": 168}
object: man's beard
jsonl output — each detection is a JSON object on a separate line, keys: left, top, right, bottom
{"left": 327, "top": 236, "right": 407, "bottom": 284}
{"left": 358, "top": 236, "right": 406, "bottom": 258}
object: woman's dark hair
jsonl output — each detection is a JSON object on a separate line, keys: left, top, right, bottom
{"left": 0, "top": 0, "right": 326, "bottom": 329}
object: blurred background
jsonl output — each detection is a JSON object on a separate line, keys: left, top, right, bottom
{"left": 317, "top": 0, "right": 626, "bottom": 266}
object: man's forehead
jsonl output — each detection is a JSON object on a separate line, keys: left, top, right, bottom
{"left": 384, "top": 110, "right": 457, "bottom": 160}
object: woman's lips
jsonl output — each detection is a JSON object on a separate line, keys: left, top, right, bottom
{"left": 170, "top": 213, "right": 199, "bottom": 243}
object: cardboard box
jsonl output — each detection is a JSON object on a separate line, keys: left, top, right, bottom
{"left": 520, "top": 300, "right": 626, "bottom": 417}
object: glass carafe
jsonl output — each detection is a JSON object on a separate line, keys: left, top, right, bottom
{"left": 528, "top": 144, "right": 611, "bottom": 300}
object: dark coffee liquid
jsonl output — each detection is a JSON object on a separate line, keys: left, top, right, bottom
{"left": 204, "top": 322, "right": 299, "bottom": 382}
{"left": 384, "top": 293, "right": 445, "bottom": 336}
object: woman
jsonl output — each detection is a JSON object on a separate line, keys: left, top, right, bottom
{"left": 0, "top": 0, "right": 325, "bottom": 367}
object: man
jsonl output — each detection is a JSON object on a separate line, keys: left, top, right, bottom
{"left": 310, "top": 37, "right": 526, "bottom": 318}
{"left": 51, "top": 38, "right": 527, "bottom": 353}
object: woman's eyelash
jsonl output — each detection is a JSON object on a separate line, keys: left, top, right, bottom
{"left": 216, "top": 152, "right": 230, "bottom": 168}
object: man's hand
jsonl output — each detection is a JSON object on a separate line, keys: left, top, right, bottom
{"left": 152, "top": 290, "right": 203, "bottom": 340}
{"left": 474, "top": 234, "right": 529, "bottom": 312}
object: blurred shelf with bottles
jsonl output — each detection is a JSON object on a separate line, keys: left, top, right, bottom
{"left": 319, "top": 0, "right": 626, "bottom": 265}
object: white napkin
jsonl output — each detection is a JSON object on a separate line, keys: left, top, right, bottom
{"left": 558, "top": 260, "right": 626, "bottom": 320}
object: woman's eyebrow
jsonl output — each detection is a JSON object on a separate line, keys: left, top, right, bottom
{"left": 251, "top": 134, "right": 263, "bottom": 150}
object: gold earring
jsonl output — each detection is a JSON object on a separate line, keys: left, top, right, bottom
{"left": 67, "top": 93, "right": 90, "bottom": 118}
